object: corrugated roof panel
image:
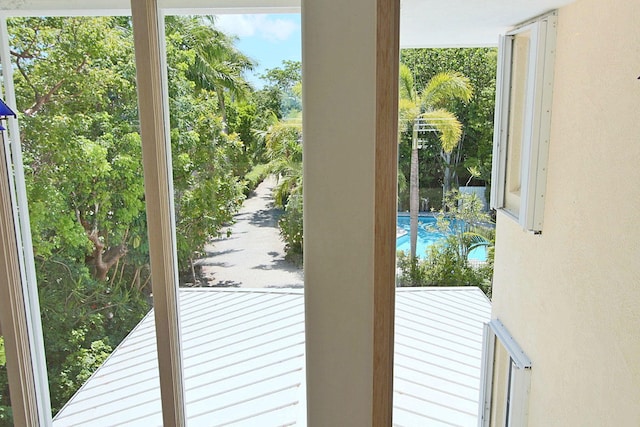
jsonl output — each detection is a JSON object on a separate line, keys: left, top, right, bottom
{"left": 54, "top": 287, "right": 490, "bottom": 426}
{"left": 54, "top": 289, "right": 306, "bottom": 427}
{"left": 393, "top": 287, "right": 491, "bottom": 427}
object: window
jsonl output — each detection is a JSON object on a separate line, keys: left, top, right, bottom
{"left": 0, "top": 0, "right": 399, "bottom": 424}
{"left": 478, "top": 319, "right": 532, "bottom": 427}
{"left": 490, "top": 12, "right": 557, "bottom": 232}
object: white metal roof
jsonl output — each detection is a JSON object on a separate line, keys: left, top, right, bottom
{"left": 393, "top": 287, "right": 491, "bottom": 427}
{"left": 53, "top": 287, "right": 490, "bottom": 426}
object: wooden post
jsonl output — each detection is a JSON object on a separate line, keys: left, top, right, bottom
{"left": 130, "top": 1, "right": 185, "bottom": 425}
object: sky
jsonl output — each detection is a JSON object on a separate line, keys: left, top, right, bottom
{"left": 214, "top": 14, "right": 302, "bottom": 89}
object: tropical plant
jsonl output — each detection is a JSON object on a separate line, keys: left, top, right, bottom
{"left": 279, "top": 193, "right": 303, "bottom": 264}
{"left": 166, "top": 16, "right": 255, "bottom": 134}
{"left": 262, "top": 116, "right": 303, "bottom": 206}
{"left": 397, "top": 190, "right": 494, "bottom": 296}
{"left": 398, "top": 63, "right": 473, "bottom": 260}
{"left": 396, "top": 48, "right": 497, "bottom": 216}
{"left": 260, "top": 60, "right": 302, "bottom": 118}
{"left": 255, "top": 115, "right": 303, "bottom": 261}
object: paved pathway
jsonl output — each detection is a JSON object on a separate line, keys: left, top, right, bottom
{"left": 197, "top": 177, "right": 304, "bottom": 288}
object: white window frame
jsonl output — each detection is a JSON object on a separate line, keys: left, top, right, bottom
{"left": 0, "top": 16, "right": 53, "bottom": 427}
{"left": 478, "top": 319, "right": 532, "bottom": 427}
{"left": 0, "top": 1, "right": 399, "bottom": 425}
{"left": 490, "top": 11, "right": 557, "bottom": 232}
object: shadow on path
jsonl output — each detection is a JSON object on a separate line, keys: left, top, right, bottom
{"left": 193, "top": 176, "right": 303, "bottom": 288}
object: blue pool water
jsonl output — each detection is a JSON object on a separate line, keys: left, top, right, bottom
{"left": 396, "top": 215, "right": 487, "bottom": 261}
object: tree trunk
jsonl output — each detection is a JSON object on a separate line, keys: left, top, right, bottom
{"left": 90, "top": 241, "right": 128, "bottom": 281}
{"left": 190, "top": 257, "right": 197, "bottom": 286}
{"left": 410, "top": 128, "right": 419, "bottom": 259}
{"left": 442, "top": 150, "right": 453, "bottom": 197}
{"left": 77, "top": 209, "right": 128, "bottom": 281}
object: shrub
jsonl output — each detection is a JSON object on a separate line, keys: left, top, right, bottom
{"left": 279, "top": 194, "right": 303, "bottom": 265}
{"left": 244, "top": 163, "right": 270, "bottom": 195}
{"left": 396, "top": 190, "right": 494, "bottom": 297}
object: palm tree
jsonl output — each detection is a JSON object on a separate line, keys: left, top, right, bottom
{"left": 399, "top": 64, "right": 472, "bottom": 259}
{"left": 253, "top": 114, "right": 303, "bottom": 207}
{"left": 167, "top": 16, "right": 255, "bottom": 134}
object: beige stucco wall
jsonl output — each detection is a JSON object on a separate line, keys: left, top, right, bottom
{"left": 302, "top": 0, "right": 377, "bottom": 424}
{"left": 491, "top": 0, "right": 640, "bottom": 425}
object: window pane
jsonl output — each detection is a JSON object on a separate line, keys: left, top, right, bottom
{"left": 489, "top": 339, "right": 510, "bottom": 425}
{"left": 6, "top": 16, "right": 157, "bottom": 422}
{"left": 163, "top": 13, "right": 305, "bottom": 423}
{"left": 504, "top": 31, "right": 531, "bottom": 216}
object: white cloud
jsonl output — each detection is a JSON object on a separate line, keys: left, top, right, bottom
{"left": 215, "top": 15, "right": 299, "bottom": 42}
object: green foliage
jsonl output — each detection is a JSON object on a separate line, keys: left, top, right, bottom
{"left": 6, "top": 18, "right": 153, "bottom": 415}
{"left": 279, "top": 194, "right": 303, "bottom": 265}
{"left": 4, "top": 14, "right": 256, "bottom": 417}
{"left": 0, "top": 403, "right": 11, "bottom": 427}
{"left": 264, "top": 119, "right": 303, "bottom": 208}
{"left": 398, "top": 48, "right": 497, "bottom": 192}
{"left": 259, "top": 116, "right": 303, "bottom": 261}
{"left": 253, "top": 68, "right": 304, "bottom": 259}
{"left": 250, "top": 61, "right": 304, "bottom": 263}
{"left": 260, "top": 60, "right": 302, "bottom": 117}
{"left": 397, "top": 190, "right": 494, "bottom": 296}
{"left": 244, "top": 163, "right": 271, "bottom": 194}
{"left": 397, "top": 187, "right": 443, "bottom": 212}
{"left": 152, "top": 15, "right": 249, "bottom": 272}
{"left": 397, "top": 242, "right": 485, "bottom": 288}
{"left": 420, "top": 109, "right": 464, "bottom": 153}
{"left": 35, "top": 257, "right": 149, "bottom": 413}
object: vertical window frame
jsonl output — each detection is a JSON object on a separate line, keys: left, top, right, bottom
{"left": 0, "top": 14, "right": 53, "bottom": 426}
{"left": 130, "top": 1, "right": 186, "bottom": 425}
{"left": 0, "top": 1, "right": 399, "bottom": 425}
{"left": 490, "top": 11, "right": 557, "bottom": 232}
{"left": 478, "top": 319, "right": 532, "bottom": 427}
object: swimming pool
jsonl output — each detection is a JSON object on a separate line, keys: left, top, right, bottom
{"left": 396, "top": 215, "right": 487, "bottom": 261}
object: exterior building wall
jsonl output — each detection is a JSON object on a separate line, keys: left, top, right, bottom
{"left": 491, "top": 0, "right": 640, "bottom": 425}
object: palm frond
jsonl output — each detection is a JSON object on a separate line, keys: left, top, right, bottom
{"left": 399, "top": 64, "right": 416, "bottom": 102}
{"left": 420, "top": 109, "right": 463, "bottom": 153}
{"left": 421, "top": 71, "right": 473, "bottom": 109}
{"left": 398, "top": 98, "right": 419, "bottom": 131}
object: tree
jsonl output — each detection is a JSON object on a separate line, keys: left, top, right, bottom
{"left": 3, "top": 15, "right": 254, "bottom": 419}
{"left": 399, "top": 48, "right": 497, "bottom": 192}
{"left": 260, "top": 60, "right": 302, "bottom": 118}
{"left": 249, "top": 61, "right": 303, "bottom": 262}
{"left": 399, "top": 63, "right": 472, "bottom": 259}
{"left": 164, "top": 17, "right": 247, "bottom": 279}
{"left": 256, "top": 115, "right": 303, "bottom": 263}
{"left": 7, "top": 16, "right": 151, "bottom": 417}
{"left": 11, "top": 16, "right": 146, "bottom": 284}
{"left": 166, "top": 16, "right": 255, "bottom": 134}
